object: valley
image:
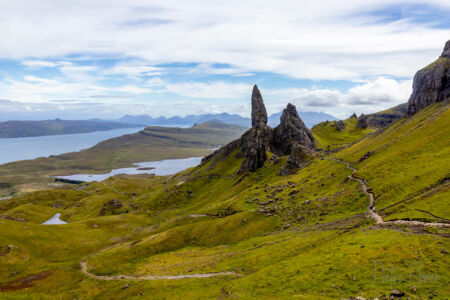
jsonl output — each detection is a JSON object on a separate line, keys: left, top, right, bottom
{"left": 0, "top": 40, "right": 448, "bottom": 300}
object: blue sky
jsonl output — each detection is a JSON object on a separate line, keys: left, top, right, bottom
{"left": 0, "top": 0, "right": 449, "bottom": 120}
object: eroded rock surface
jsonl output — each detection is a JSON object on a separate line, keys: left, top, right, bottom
{"left": 251, "top": 85, "right": 268, "bottom": 127}
{"left": 272, "top": 103, "right": 315, "bottom": 155}
{"left": 357, "top": 114, "right": 368, "bottom": 129}
{"left": 203, "top": 85, "right": 315, "bottom": 174}
{"left": 407, "top": 40, "right": 450, "bottom": 115}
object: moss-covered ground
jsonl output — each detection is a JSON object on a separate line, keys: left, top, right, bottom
{"left": 0, "top": 104, "right": 448, "bottom": 299}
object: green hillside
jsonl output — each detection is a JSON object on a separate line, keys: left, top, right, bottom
{"left": 0, "top": 122, "right": 247, "bottom": 197}
{"left": 0, "top": 102, "right": 448, "bottom": 299}
{"left": 312, "top": 117, "right": 374, "bottom": 150}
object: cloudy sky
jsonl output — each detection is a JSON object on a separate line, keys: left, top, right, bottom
{"left": 0, "top": 0, "right": 449, "bottom": 120}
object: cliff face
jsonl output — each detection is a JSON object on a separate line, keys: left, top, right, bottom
{"left": 407, "top": 40, "right": 450, "bottom": 115}
{"left": 202, "top": 85, "right": 315, "bottom": 174}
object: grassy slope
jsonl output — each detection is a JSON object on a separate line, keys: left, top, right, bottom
{"left": 312, "top": 117, "right": 374, "bottom": 150}
{"left": 337, "top": 103, "right": 450, "bottom": 222}
{"left": 0, "top": 122, "right": 246, "bottom": 197}
{"left": 0, "top": 105, "right": 448, "bottom": 299}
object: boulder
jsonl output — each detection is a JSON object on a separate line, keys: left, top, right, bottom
{"left": 99, "top": 199, "right": 123, "bottom": 216}
{"left": 335, "top": 120, "right": 346, "bottom": 131}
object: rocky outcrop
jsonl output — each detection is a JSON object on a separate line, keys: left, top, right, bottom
{"left": 238, "top": 125, "right": 271, "bottom": 173}
{"left": 407, "top": 40, "right": 450, "bottom": 115}
{"left": 202, "top": 85, "right": 316, "bottom": 174}
{"left": 99, "top": 199, "right": 123, "bottom": 216}
{"left": 272, "top": 103, "right": 315, "bottom": 155}
{"left": 237, "top": 85, "right": 272, "bottom": 173}
{"left": 366, "top": 103, "right": 407, "bottom": 128}
{"left": 357, "top": 114, "right": 368, "bottom": 129}
{"left": 350, "top": 113, "right": 357, "bottom": 119}
{"left": 251, "top": 85, "right": 268, "bottom": 127}
{"left": 278, "top": 144, "right": 313, "bottom": 175}
{"left": 335, "top": 120, "right": 346, "bottom": 131}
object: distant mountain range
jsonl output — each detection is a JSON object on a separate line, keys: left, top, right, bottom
{"left": 0, "top": 111, "right": 337, "bottom": 139}
{"left": 117, "top": 111, "right": 337, "bottom": 128}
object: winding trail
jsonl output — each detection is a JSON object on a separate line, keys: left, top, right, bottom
{"left": 328, "top": 158, "right": 450, "bottom": 228}
{"left": 80, "top": 262, "right": 241, "bottom": 281}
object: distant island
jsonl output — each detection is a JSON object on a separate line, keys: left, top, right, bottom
{"left": 0, "top": 119, "right": 138, "bottom": 138}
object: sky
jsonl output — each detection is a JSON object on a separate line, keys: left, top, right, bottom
{"left": 0, "top": 0, "right": 449, "bottom": 120}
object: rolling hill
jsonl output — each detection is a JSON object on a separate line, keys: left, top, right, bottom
{"left": 0, "top": 41, "right": 448, "bottom": 299}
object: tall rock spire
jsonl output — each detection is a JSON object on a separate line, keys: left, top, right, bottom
{"left": 251, "top": 85, "right": 268, "bottom": 128}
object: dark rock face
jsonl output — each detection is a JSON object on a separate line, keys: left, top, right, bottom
{"left": 238, "top": 126, "right": 271, "bottom": 173}
{"left": 272, "top": 103, "right": 315, "bottom": 155}
{"left": 441, "top": 40, "right": 450, "bottom": 58}
{"left": 350, "top": 113, "right": 357, "bottom": 119}
{"left": 251, "top": 85, "right": 268, "bottom": 127}
{"left": 202, "top": 85, "right": 315, "bottom": 174}
{"left": 366, "top": 103, "right": 407, "bottom": 128}
{"left": 335, "top": 120, "right": 346, "bottom": 131}
{"left": 99, "top": 199, "right": 123, "bottom": 216}
{"left": 407, "top": 40, "right": 450, "bottom": 115}
{"left": 279, "top": 144, "right": 313, "bottom": 175}
{"left": 357, "top": 114, "right": 368, "bottom": 129}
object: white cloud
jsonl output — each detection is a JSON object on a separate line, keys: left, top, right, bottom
{"left": 1, "top": 0, "right": 448, "bottom": 80}
{"left": 164, "top": 81, "right": 252, "bottom": 99}
{"left": 347, "top": 77, "right": 412, "bottom": 105}
{"left": 105, "top": 62, "right": 162, "bottom": 77}
{"left": 20, "top": 60, "right": 71, "bottom": 68}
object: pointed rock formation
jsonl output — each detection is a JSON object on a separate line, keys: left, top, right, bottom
{"left": 238, "top": 85, "right": 271, "bottom": 173}
{"left": 357, "top": 114, "right": 368, "bottom": 129}
{"left": 272, "top": 103, "right": 315, "bottom": 155}
{"left": 350, "top": 113, "right": 358, "bottom": 119}
{"left": 251, "top": 85, "right": 268, "bottom": 128}
{"left": 202, "top": 86, "right": 315, "bottom": 174}
{"left": 407, "top": 40, "right": 450, "bottom": 115}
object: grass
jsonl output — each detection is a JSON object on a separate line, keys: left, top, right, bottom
{"left": 337, "top": 103, "right": 450, "bottom": 222}
{"left": 0, "top": 104, "right": 448, "bottom": 299}
{"left": 311, "top": 117, "right": 374, "bottom": 150}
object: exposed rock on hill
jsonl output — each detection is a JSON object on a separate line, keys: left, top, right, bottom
{"left": 272, "top": 103, "right": 315, "bottom": 155}
{"left": 251, "top": 85, "right": 268, "bottom": 127}
{"left": 357, "top": 114, "right": 368, "bottom": 129}
{"left": 407, "top": 40, "right": 450, "bottom": 115}
{"left": 202, "top": 85, "right": 315, "bottom": 173}
{"left": 278, "top": 144, "right": 313, "bottom": 175}
{"left": 239, "top": 125, "right": 271, "bottom": 172}
{"left": 366, "top": 103, "right": 407, "bottom": 128}
{"left": 335, "top": 120, "right": 346, "bottom": 131}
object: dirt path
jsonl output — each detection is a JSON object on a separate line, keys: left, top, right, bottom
{"left": 102, "top": 182, "right": 126, "bottom": 195}
{"left": 80, "top": 261, "right": 241, "bottom": 281}
{"left": 328, "top": 158, "right": 450, "bottom": 228}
